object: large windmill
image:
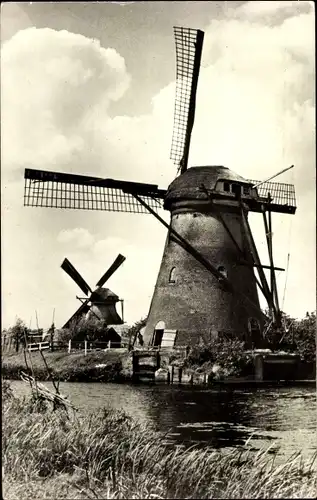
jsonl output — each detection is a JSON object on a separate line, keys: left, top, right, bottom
{"left": 23, "top": 27, "right": 296, "bottom": 349}
{"left": 61, "top": 254, "right": 126, "bottom": 328}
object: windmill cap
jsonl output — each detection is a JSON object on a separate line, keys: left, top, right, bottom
{"left": 90, "top": 288, "right": 119, "bottom": 303}
{"left": 165, "top": 165, "right": 250, "bottom": 208}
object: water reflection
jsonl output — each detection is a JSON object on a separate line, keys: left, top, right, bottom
{"left": 139, "top": 386, "right": 258, "bottom": 448}
{"left": 8, "top": 381, "right": 316, "bottom": 460}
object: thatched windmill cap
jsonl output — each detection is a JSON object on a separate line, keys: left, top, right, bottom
{"left": 90, "top": 288, "right": 119, "bottom": 303}
{"left": 164, "top": 165, "right": 248, "bottom": 208}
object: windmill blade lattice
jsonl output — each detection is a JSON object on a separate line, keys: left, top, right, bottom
{"left": 248, "top": 180, "right": 296, "bottom": 214}
{"left": 24, "top": 169, "right": 165, "bottom": 214}
{"left": 61, "top": 258, "right": 92, "bottom": 296}
{"left": 170, "top": 27, "right": 204, "bottom": 174}
{"left": 96, "top": 254, "right": 126, "bottom": 288}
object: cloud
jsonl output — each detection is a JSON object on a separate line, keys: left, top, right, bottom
{"left": 1, "top": 4, "right": 315, "bottom": 328}
{"left": 57, "top": 228, "right": 95, "bottom": 249}
{"left": 236, "top": 1, "right": 313, "bottom": 21}
{"left": 2, "top": 27, "right": 131, "bottom": 178}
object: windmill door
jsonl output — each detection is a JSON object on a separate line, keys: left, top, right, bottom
{"left": 153, "top": 329, "right": 164, "bottom": 347}
{"left": 161, "top": 329, "right": 177, "bottom": 348}
{"left": 152, "top": 321, "right": 165, "bottom": 347}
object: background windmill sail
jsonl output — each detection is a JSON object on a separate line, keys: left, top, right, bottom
{"left": 96, "top": 254, "right": 126, "bottom": 288}
{"left": 61, "top": 258, "right": 92, "bottom": 296}
{"left": 23, "top": 26, "right": 297, "bottom": 348}
{"left": 61, "top": 254, "right": 126, "bottom": 328}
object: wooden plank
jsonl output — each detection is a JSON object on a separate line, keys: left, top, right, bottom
{"left": 161, "top": 329, "right": 177, "bottom": 348}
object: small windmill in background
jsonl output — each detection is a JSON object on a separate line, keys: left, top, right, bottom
{"left": 61, "top": 254, "right": 126, "bottom": 329}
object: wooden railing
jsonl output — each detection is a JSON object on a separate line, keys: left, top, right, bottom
{"left": 67, "top": 340, "right": 129, "bottom": 354}
{"left": 27, "top": 342, "right": 50, "bottom": 352}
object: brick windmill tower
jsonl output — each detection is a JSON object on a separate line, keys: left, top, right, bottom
{"left": 23, "top": 27, "right": 296, "bottom": 348}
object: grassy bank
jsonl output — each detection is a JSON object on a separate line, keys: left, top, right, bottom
{"left": 1, "top": 349, "right": 132, "bottom": 382}
{"left": 2, "top": 381, "right": 317, "bottom": 499}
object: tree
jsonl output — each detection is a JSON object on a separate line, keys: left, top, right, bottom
{"left": 56, "top": 316, "right": 109, "bottom": 344}
{"left": 126, "top": 317, "right": 147, "bottom": 349}
{"left": 7, "top": 318, "right": 28, "bottom": 352}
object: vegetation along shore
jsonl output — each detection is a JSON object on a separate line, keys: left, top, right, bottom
{"left": 1, "top": 350, "right": 131, "bottom": 383}
{"left": 1, "top": 312, "right": 315, "bottom": 383}
{"left": 2, "top": 381, "right": 317, "bottom": 500}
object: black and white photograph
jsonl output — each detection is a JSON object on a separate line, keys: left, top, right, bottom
{"left": 1, "top": 1, "right": 316, "bottom": 498}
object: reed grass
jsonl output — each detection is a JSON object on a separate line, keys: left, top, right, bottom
{"left": 2, "top": 382, "right": 316, "bottom": 499}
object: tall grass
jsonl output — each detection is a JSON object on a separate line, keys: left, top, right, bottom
{"left": 2, "top": 383, "right": 316, "bottom": 499}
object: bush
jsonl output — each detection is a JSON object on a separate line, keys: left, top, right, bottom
{"left": 184, "top": 338, "right": 253, "bottom": 378}
{"left": 267, "top": 311, "right": 316, "bottom": 362}
{"left": 290, "top": 312, "right": 316, "bottom": 362}
{"left": 2, "top": 380, "right": 14, "bottom": 402}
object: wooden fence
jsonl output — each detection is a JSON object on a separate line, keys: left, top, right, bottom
{"left": 1, "top": 335, "right": 16, "bottom": 353}
{"left": 27, "top": 342, "right": 50, "bottom": 352}
{"left": 2, "top": 335, "right": 188, "bottom": 357}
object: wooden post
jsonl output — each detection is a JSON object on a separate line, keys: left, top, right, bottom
{"left": 156, "top": 352, "right": 160, "bottom": 370}
{"left": 84, "top": 340, "right": 87, "bottom": 356}
{"left": 171, "top": 365, "right": 174, "bottom": 385}
{"left": 50, "top": 328, "right": 55, "bottom": 352}
{"left": 132, "top": 352, "right": 139, "bottom": 382}
{"left": 68, "top": 339, "right": 71, "bottom": 354}
{"left": 178, "top": 367, "right": 182, "bottom": 384}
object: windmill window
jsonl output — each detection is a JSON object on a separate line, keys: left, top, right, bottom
{"left": 223, "top": 182, "right": 230, "bottom": 192}
{"left": 248, "top": 318, "right": 261, "bottom": 346}
{"left": 169, "top": 267, "right": 176, "bottom": 283}
{"left": 217, "top": 266, "right": 228, "bottom": 278}
{"left": 232, "top": 184, "right": 242, "bottom": 196}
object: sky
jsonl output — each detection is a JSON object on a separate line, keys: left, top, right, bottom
{"left": 1, "top": 1, "right": 315, "bottom": 330}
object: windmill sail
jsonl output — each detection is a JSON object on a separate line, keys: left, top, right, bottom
{"left": 62, "top": 299, "right": 90, "bottom": 329}
{"left": 61, "top": 258, "right": 92, "bottom": 296}
{"left": 96, "top": 254, "right": 126, "bottom": 288}
{"left": 247, "top": 180, "right": 296, "bottom": 214}
{"left": 170, "top": 27, "right": 204, "bottom": 174}
{"left": 24, "top": 169, "right": 165, "bottom": 214}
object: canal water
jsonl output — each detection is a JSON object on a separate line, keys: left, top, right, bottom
{"left": 9, "top": 381, "right": 316, "bottom": 461}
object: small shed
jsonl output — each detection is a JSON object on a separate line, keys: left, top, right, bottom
{"left": 105, "top": 326, "right": 122, "bottom": 348}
